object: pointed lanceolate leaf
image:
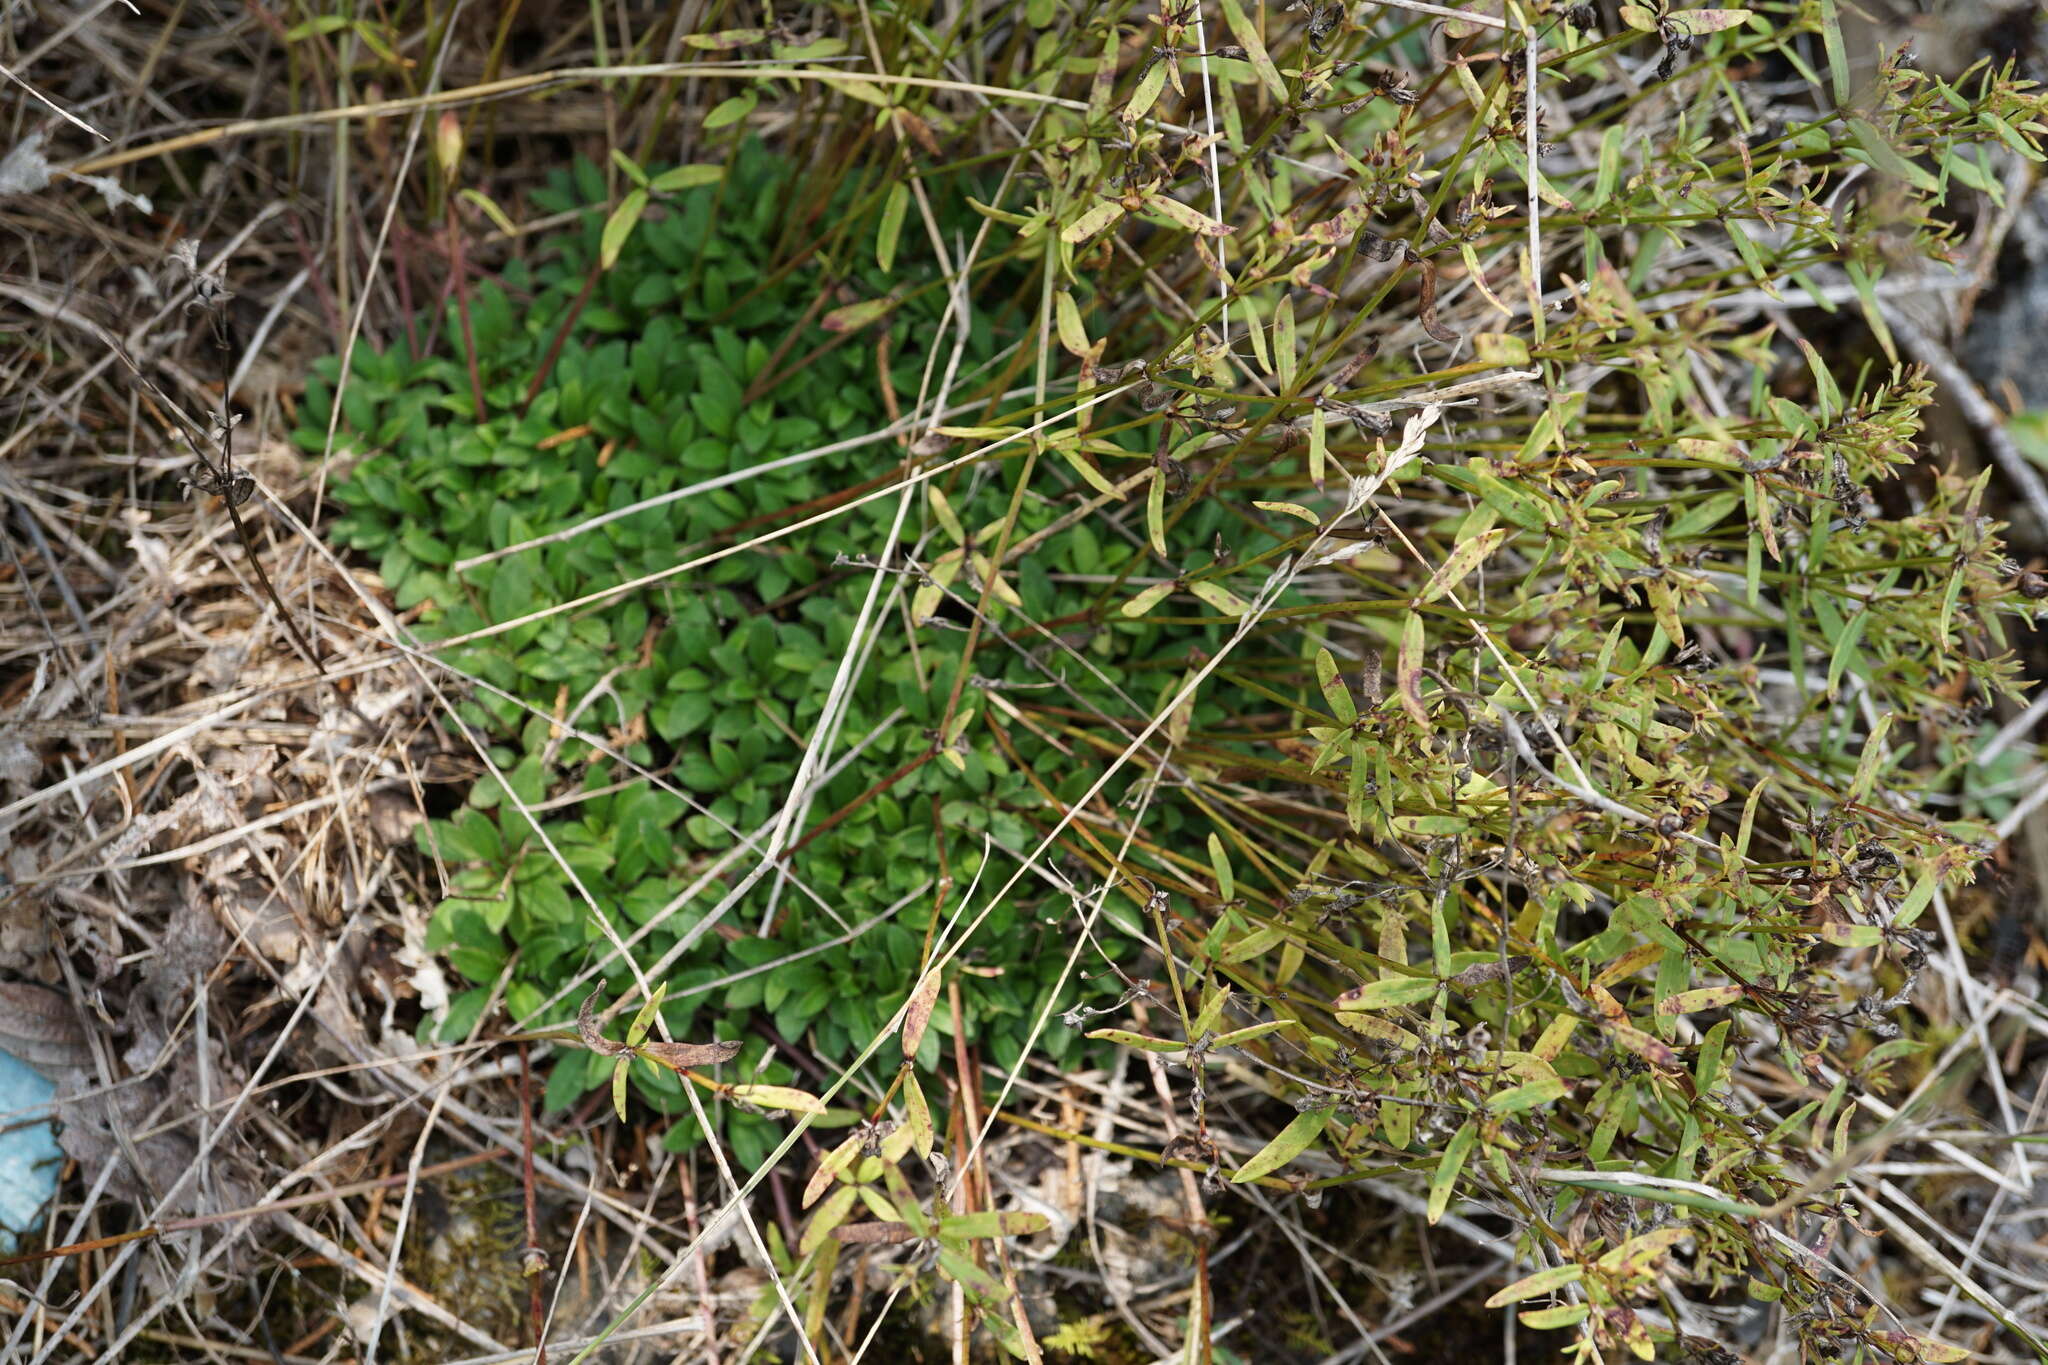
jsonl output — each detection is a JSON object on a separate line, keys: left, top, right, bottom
{"left": 1397, "top": 611, "right": 1429, "bottom": 727}
{"left": 822, "top": 296, "right": 899, "bottom": 333}
{"left": 1334, "top": 975, "right": 1437, "bottom": 1010}
{"left": 1317, "top": 648, "right": 1355, "bottom": 724}
{"left": 804, "top": 1132, "right": 863, "bottom": 1208}
{"left": 1120, "top": 580, "right": 1176, "bottom": 619}
{"left": 1427, "top": 1119, "right": 1477, "bottom": 1224}
{"left": 1655, "top": 985, "right": 1745, "bottom": 1016}
{"left": 1231, "top": 1107, "right": 1334, "bottom": 1183}
{"left": 601, "top": 189, "right": 649, "bottom": 270}
{"left": 936, "top": 1211, "right": 1052, "bottom": 1241}
{"left": 1485, "top": 1263, "right": 1585, "bottom": 1309}
{"left": 903, "top": 968, "right": 942, "bottom": 1060}
{"left": 1086, "top": 1028, "right": 1187, "bottom": 1053}
{"left": 904, "top": 1071, "right": 934, "bottom": 1159}
{"left": 728, "top": 1083, "right": 826, "bottom": 1114}
{"left": 1145, "top": 192, "right": 1233, "bottom": 238}
{"left": 626, "top": 982, "right": 667, "bottom": 1047}
{"left": 1146, "top": 467, "right": 1168, "bottom": 556}
{"left": 649, "top": 163, "right": 725, "bottom": 192}
{"left": 1187, "top": 579, "right": 1251, "bottom": 618}
{"left": 1060, "top": 198, "right": 1126, "bottom": 244}
{"left": 1416, "top": 528, "right": 1509, "bottom": 605}
{"left": 1217, "top": 0, "right": 1289, "bottom": 102}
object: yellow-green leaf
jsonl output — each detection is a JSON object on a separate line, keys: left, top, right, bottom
{"left": 1485, "top": 1263, "right": 1585, "bottom": 1308}
{"left": 1334, "top": 975, "right": 1436, "bottom": 1010}
{"left": 1061, "top": 199, "right": 1125, "bottom": 244}
{"left": 1656, "top": 985, "right": 1744, "bottom": 1015}
{"left": 1120, "top": 580, "right": 1176, "bottom": 618}
{"left": 822, "top": 296, "right": 899, "bottom": 333}
{"left": 877, "top": 180, "right": 909, "bottom": 272}
{"left": 1144, "top": 192, "right": 1232, "bottom": 238}
{"left": 729, "top": 1083, "right": 826, "bottom": 1114}
{"left": 1256, "top": 499, "right": 1320, "bottom": 524}
{"left": 1317, "top": 648, "right": 1356, "bottom": 724}
{"left": 1085, "top": 1028, "right": 1185, "bottom": 1052}
{"left": 1416, "top": 528, "right": 1508, "bottom": 605}
{"left": 1055, "top": 290, "right": 1090, "bottom": 357}
{"left": 1427, "top": 1120, "right": 1477, "bottom": 1224}
{"left": 1230, "top": 1107, "right": 1335, "bottom": 1183}
{"left": 649, "top": 164, "right": 725, "bottom": 192}
{"left": 1217, "top": 0, "right": 1288, "bottom": 102}
{"left": 703, "top": 89, "right": 757, "bottom": 130}
{"left": 1208, "top": 832, "right": 1235, "bottom": 901}
{"left": 1397, "top": 611, "right": 1428, "bottom": 727}
{"left": 1146, "top": 467, "right": 1168, "bottom": 556}
{"left": 1187, "top": 579, "right": 1251, "bottom": 618}
{"left": 903, "top": 1071, "right": 934, "bottom": 1159}
{"left": 600, "top": 189, "right": 648, "bottom": 270}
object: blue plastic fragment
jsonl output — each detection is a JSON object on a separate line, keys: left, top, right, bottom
{"left": 0, "top": 1048, "right": 60, "bottom": 1254}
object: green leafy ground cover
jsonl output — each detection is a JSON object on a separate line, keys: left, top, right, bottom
{"left": 301, "top": 143, "right": 1268, "bottom": 1163}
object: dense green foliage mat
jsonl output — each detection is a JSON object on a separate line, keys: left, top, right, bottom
{"left": 300, "top": 144, "right": 1258, "bottom": 1161}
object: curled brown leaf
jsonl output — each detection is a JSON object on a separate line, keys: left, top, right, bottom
{"left": 639, "top": 1039, "right": 745, "bottom": 1072}
{"left": 1407, "top": 248, "right": 1460, "bottom": 344}
{"left": 576, "top": 988, "right": 630, "bottom": 1058}
{"left": 832, "top": 1222, "right": 918, "bottom": 1245}
{"left": 1448, "top": 956, "right": 1533, "bottom": 989}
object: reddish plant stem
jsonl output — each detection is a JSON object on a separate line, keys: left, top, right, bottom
{"left": 448, "top": 202, "right": 488, "bottom": 422}
{"left": 521, "top": 259, "right": 601, "bottom": 419}
{"left": 519, "top": 1040, "right": 548, "bottom": 1365}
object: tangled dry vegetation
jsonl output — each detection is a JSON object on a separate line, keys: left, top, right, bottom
{"left": 5, "top": 1, "right": 2048, "bottom": 1363}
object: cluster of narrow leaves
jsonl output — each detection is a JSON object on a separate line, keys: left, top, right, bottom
{"left": 843, "top": 1, "right": 2048, "bottom": 1361}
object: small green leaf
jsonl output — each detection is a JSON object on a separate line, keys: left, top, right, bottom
{"left": 1485, "top": 1263, "right": 1585, "bottom": 1308}
{"left": 601, "top": 188, "right": 649, "bottom": 270}
{"left": 1207, "top": 832, "right": 1235, "bottom": 902}
{"left": 1256, "top": 499, "right": 1320, "bottom": 524}
{"left": 937, "top": 1211, "right": 1051, "bottom": 1240}
{"left": 1146, "top": 468, "right": 1168, "bottom": 557}
{"left": 904, "top": 1071, "right": 934, "bottom": 1159}
{"left": 1397, "top": 611, "right": 1428, "bottom": 727}
{"left": 1416, "top": 528, "right": 1508, "bottom": 605}
{"left": 1428, "top": 1120, "right": 1477, "bottom": 1224}
{"left": 728, "top": 1083, "right": 826, "bottom": 1114}
{"left": 1217, "top": 0, "right": 1288, "bottom": 102}
{"left": 703, "top": 89, "right": 758, "bottom": 130}
{"left": 1187, "top": 579, "right": 1250, "bottom": 618}
{"left": 650, "top": 163, "right": 725, "bottom": 192}
{"left": 1231, "top": 1107, "right": 1334, "bottom": 1183}
{"left": 821, "top": 296, "right": 898, "bottom": 333}
{"left": 877, "top": 180, "right": 909, "bottom": 273}
{"left": 1060, "top": 198, "right": 1126, "bottom": 244}
{"left": 1818, "top": 0, "right": 1849, "bottom": 102}
{"left": 627, "top": 983, "right": 667, "bottom": 1046}
{"left": 1085, "top": 1028, "right": 1186, "bottom": 1053}
{"left": 1333, "top": 975, "right": 1437, "bottom": 1010}
{"left": 1657, "top": 985, "right": 1744, "bottom": 1016}
{"left": 1317, "top": 649, "right": 1356, "bottom": 724}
